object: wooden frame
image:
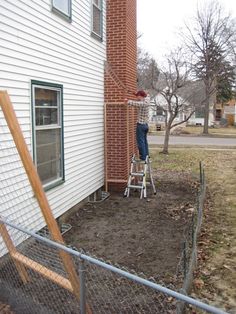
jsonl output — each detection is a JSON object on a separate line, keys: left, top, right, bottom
{"left": 0, "top": 91, "right": 92, "bottom": 314}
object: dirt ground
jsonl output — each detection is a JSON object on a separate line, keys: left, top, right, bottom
{"left": 1, "top": 147, "right": 235, "bottom": 313}
{"left": 64, "top": 169, "right": 198, "bottom": 283}
{"left": 0, "top": 168, "right": 199, "bottom": 314}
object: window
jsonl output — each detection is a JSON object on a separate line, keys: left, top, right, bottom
{"left": 156, "top": 106, "right": 164, "bottom": 116}
{"left": 195, "top": 107, "right": 205, "bottom": 118}
{"left": 215, "top": 109, "right": 222, "bottom": 121}
{"left": 92, "top": 0, "right": 103, "bottom": 39}
{"left": 52, "top": 0, "right": 71, "bottom": 20}
{"left": 32, "top": 81, "right": 64, "bottom": 188}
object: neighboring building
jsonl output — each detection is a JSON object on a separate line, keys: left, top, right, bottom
{"left": 150, "top": 93, "right": 189, "bottom": 126}
{"left": 215, "top": 99, "right": 236, "bottom": 126}
{"left": 188, "top": 98, "right": 236, "bottom": 127}
{"left": 0, "top": 0, "right": 138, "bottom": 252}
{"left": 187, "top": 108, "right": 215, "bottom": 126}
{"left": 223, "top": 103, "right": 236, "bottom": 125}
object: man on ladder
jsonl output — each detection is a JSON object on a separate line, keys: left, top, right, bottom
{"left": 124, "top": 90, "right": 156, "bottom": 199}
{"left": 127, "top": 90, "right": 150, "bottom": 161}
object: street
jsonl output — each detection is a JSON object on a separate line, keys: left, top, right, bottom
{"left": 148, "top": 135, "right": 236, "bottom": 146}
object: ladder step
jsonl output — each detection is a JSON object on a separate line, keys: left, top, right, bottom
{"left": 124, "top": 154, "right": 155, "bottom": 198}
{"left": 131, "top": 172, "right": 144, "bottom": 176}
{"left": 132, "top": 159, "right": 152, "bottom": 164}
{"left": 132, "top": 159, "right": 146, "bottom": 164}
{"left": 128, "top": 185, "right": 143, "bottom": 189}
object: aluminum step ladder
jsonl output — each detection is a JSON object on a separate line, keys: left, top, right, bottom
{"left": 124, "top": 155, "right": 156, "bottom": 199}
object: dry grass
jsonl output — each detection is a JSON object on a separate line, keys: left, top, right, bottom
{"left": 184, "top": 125, "right": 236, "bottom": 136}
{"left": 150, "top": 147, "right": 236, "bottom": 312}
{"left": 149, "top": 124, "right": 236, "bottom": 137}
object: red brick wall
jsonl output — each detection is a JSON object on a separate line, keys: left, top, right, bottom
{"left": 105, "top": 0, "right": 138, "bottom": 191}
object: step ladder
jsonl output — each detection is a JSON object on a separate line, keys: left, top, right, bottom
{"left": 124, "top": 155, "right": 156, "bottom": 199}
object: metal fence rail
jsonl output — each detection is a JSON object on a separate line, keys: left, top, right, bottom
{"left": 0, "top": 217, "right": 228, "bottom": 314}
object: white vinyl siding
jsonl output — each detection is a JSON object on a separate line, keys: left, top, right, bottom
{"left": 0, "top": 0, "right": 106, "bottom": 245}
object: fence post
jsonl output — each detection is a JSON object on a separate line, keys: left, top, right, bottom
{"left": 79, "top": 258, "right": 86, "bottom": 314}
{"left": 199, "top": 161, "right": 203, "bottom": 185}
{"left": 183, "top": 241, "right": 187, "bottom": 279}
{"left": 191, "top": 214, "right": 195, "bottom": 247}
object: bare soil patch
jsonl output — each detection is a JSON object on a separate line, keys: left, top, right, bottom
{"left": 64, "top": 170, "right": 197, "bottom": 283}
{"left": 1, "top": 148, "right": 235, "bottom": 313}
{"left": 0, "top": 168, "right": 198, "bottom": 314}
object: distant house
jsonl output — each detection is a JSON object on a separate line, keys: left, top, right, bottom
{"left": 187, "top": 108, "right": 215, "bottom": 126}
{"left": 0, "top": 0, "right": 138, "bottom": 251}
{"left": 215, "top": 99, "right": 236, "bottom": 126}
{"left": 223, "top": 100, "right": 236, "bottom": 125}
{"left": 149, "top": 93, "right": 189, "bottom": 126}
{"left": 188, "top": 98, "right": 236, "bottom": 127}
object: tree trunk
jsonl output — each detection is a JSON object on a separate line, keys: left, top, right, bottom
{"left": 203, "top": 83, "right": 210, "bottom": 134}
{"left": 203, "top": 101, "right": 209, "bottom": 134}
{"left": 162, "top": 125, "right": 171, "bottom": 154}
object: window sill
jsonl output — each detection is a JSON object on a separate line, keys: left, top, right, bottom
{"left": 44, "top": 179, "right": 65, "bottom": 191}
{"left": 91, "top": 31, "right": 103, "bottom": 42}
{"left": 52, "top": 7, "right": 72, "bottom": 23}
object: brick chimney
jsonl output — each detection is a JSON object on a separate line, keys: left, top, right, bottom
{"left": 105, "top": 0, "right": 138, "bottom": 191}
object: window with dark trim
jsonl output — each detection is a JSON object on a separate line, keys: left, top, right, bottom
{"left": 52, "top": 0, "right": 72, "bottom": 20}
{"left": 195, "top": 107, "right": 205, "bottom": 118}
{"left": 31, "top": 81, "right": 64, "bottom": 189}
{"left": 92, "top": 0, "right": 103, "bottom": 39}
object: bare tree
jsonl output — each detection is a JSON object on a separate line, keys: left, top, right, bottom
{"left": 154, "top": 49, "right": 199, "bottom": 154}
{"left": 137, "top": 48, "right": 159, "bottom": 94}
{"left": 182, "top": 0, "right": 236, "bottom": 133}
{"left": 137, "top": 47, "right": 204, "bottom": 154}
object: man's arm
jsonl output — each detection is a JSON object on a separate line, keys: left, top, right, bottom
{"left": 127, "top": 96, "right": 150, "bottom": 107}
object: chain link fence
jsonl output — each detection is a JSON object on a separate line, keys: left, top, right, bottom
{"left": 176, "top": 162, "right": 207, "bottom": 313}
{"left": 0, "top": 214, "right": 228, "bottom": 314}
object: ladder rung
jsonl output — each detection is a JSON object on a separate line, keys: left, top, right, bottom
{"left": 131, "top": 172, "right": 144, "bottom": 176}
{"left": 132, "top": 161, "right": 146, "bottom": 164}
{"left": 124, "top": 155, "right": 155, "bottom": 198}
{"left": 128, "top": 185, "right": 143, "bottom": 189}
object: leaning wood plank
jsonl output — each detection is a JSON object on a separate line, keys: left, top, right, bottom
{"left": 0, "top": 221, "right": 29, "bottom": 283}
{"left": 0, "top": 91, "right": 92, "bottom": 314}
{"left": 0, "top": 92, "right": 65, "bottom": 243}
{"left": 12, "top": 251, "right": 73, "bottom": 291}
{"left": 0, "top": 92, "right": 81, "bottom": 300}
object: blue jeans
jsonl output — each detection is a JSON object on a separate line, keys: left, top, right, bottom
{"left": 136, "top": 123, "right": 149, "bottom": 160}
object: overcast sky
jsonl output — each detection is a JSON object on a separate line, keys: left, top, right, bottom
{"left": 137, "top": 0, "right": 236, "bottom": 62}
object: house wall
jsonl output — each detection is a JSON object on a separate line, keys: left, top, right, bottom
{"left": 188, "top": 111, "right": 215, "bottom": 126}
{"left": 0, "top": 0, "right": 106, "bottom": 238}
{"left": 105, "top": 0, "right": 138, "bottom": 191}
{"left": 223, "top": 99, "right": 236, "bottom": 125}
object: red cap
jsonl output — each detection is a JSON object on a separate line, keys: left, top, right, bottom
{"left": 135, "top": 90, "right": 147, "bottom": 97}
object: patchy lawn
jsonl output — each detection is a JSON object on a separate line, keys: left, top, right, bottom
{"left": 151, "top": 147, "right": 236, "bottom": 313}
{"left": 149, "top": 125, "right": 236, "bottom": 138}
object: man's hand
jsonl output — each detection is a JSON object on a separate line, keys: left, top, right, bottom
{"left": 137, "top": 96, "right": 144, "bottom": 101}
